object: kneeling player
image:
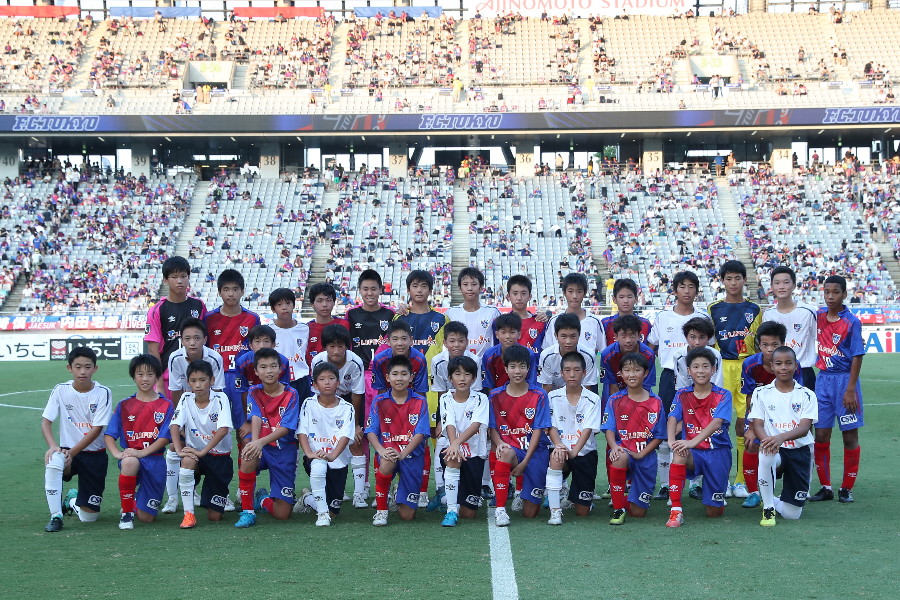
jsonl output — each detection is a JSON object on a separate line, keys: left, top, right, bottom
{"left": 748, "top": 346, "right": 817, "bottom": 526}
{"left": 546, "top": 352, "right": 602, "bottom": 526}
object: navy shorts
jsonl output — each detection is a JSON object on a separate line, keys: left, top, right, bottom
{"left": 63, "top": 450, "right": 108, "bottom": 511}
{"left": 625, "top": 452, "right": 657, "bottom": 509}
{"left": 815, "top": 371, "right": 864, "bottom": 431}
{"left": 118, "top": 454, "right": 166, "bottom": 515}
{"left": 224, "top": 371, "right": 245, "bottom": 427}
{"left": 458, "top": 456, "right": 485, "bottom": 511}
{"left": 196, "top": 454, "right": 234, "bottom": 513}
{"left": 290, "top": 377, "right": 312, "bottom": 407}
{"left": 303, "top": 456, "right": 349, "bottom": 515}
{"left": 564, "top": 450, "right": 599, "bottom": 507}
{"left": 687, "top": 447, "right": 731, "bottom": 507}
{"left": 259, "top": 444, "right": 298, "bottom": 504}
{"left": 801, "top": 367, "right": 817, "bottom": 392}
{"left": 778, "top": 446, "right": 812, "bottom": 508}
{"left": 395, "top": 453, "right": 425, "bottom": 509}
{"left": 513, "top": 446, "right": 550, "bottom": 505}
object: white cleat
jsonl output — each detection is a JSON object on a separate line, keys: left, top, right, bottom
{"left": 547, "top": 508, "right": 563, "bottom": 526}
{"left": 223, "top": 496, "right": 236, "bottom": 512}
{"left": 372, "top": 510, "right": 389, "bottom": 526}
{"left": 418, "top": 492, "right": 429, "bottom": 508}
{"left": 342, "top": 492, "right": 351, "bottom": 502}
{"left": 161, "top": 497, "right": 179, "bottom": 514}
{"left": 494, "top": 508, "right": 510, "bottom": 527}
{"left": 293, "top": 488, "right": 314, "bottom": 514}
{"left": 511, "top": 491, "right": 523, "bottom": 512}
{"left": 118, "top": 512, "right": 134, "bottom": 530}
{"left": 353, "top": 492, "right": 369, "bottom": 509}
{"left": 315, "top": 512, "right": 332, "bottom": 527}
{"left": 731, "top": 483, "right": 749, "bottom": 499}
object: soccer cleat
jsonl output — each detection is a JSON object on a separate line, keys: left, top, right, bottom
{"left": 353, "top": 492, "right": 370, "bottom": 509}
{"left": 63, "top": 489, "right": 78, "bottom": 516}
{"left": 254, "top": 487, "right": 269, "bottom": 513}
{"left": 293, "top": 488, "right": 313, "bottom": 514}
{"left": 665, "top": 510, "right": 684, "bottom": 528}
{"left": 494, "top": 508, "right": 510, "bottom": 527}
{"left": 601, "top": 486, "right": 611, "bottom": 499}
{"left": 387, "top": 489, "right": 398, "bottom": 512}
{"left": 725, "top": 484, "right": 734, "bottom": 498}
{"left": 609, "top": 508, "right": 626, "bottom": 526}
{"left": 541, "top": 494, "right": 549, "bottom": 508}
{"left": 547, "top": 508, "right": 563, "bottom": 526}
{"left": 315, "top": 512, "right": 332, "bottom": 527}
{"left": 808, "top": 486, "right": 834, "bottom": 502}
{"left": 838, "top": 488, "right": 854, "bottom": 503}
{"left": 45, "top": 515, "right": 64, "bottom": 533}
{"left": 119, "top": 512, "right": 135, "bottom": 530}
{"left": 372, "top": 510, "right": 389, "bottom": 526}
{"left": 441, "top": 511, "right": 460, "bottom": 527}
{"left": 760, "top": 507, "right": 776, "bottom": 527}
{"left": 161, "top": 497, "right": 179, "bottom": 514}
{"left": 234, "top": 510, "right": 256, "bottom": 528}
{"left": 560, "top": 484, "right": 572, "bottom": 509}
{"left": 688, "top": 484, "right": 702, "bottom": 500}
{"left": 481, "top": 484, "right": 494, "bottom": 500}
{"left": 742, "top": 492, "right": 762, "bottom": 508}
{"left": 426, "top": 487, "right": 446, "bottom": 512}
{"left": 592, "top": 492, "right": 604, "bottom": 500}
{"left": 511, "top": 491, "right": 524, "bottom": 512}
{"left": 223, "top": 496, "right": 236, "bottom": 512}
{"left": 343, "top": 492, "right": 351, "bottom": 502}
{"left": 418, "top": 492, "right": 430, "bottom": 509}
{"left": 179, "top": 512, "right": 197, "bottom": 529}
{"left": 732, "top": 483, "right": 749, "bottom": 498}
{"left": 653, "top": 486, "right": 670, "bottom": 501}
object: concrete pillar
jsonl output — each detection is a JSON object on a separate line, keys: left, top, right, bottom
{"left": 748, "top": 0, "right": 766, "bottom": 13}
{"left": 871, "top": 0, "right": 888, "bottom": 9}
{"left": 131, "top": 144, "right": 151, "bottom": 177}
{"left": 0, "top": 145, "right": 20, "bottom": 179}
{"left": 259, "top": 142, "right": 280, "bottom": 179}
{"left": 515, "top": 151, "right": 535, "bottom": 177}
{"left": 388, "top": 144, "right": 408, "bottom": 179}
{"left": 642, "top": 138, "right": 663, "bottom": 174}
{"left": 771, "top": 137, "right": 793, "bottom": 174}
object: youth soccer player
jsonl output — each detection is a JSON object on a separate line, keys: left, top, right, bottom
{"left": 601, "top": 278, "right": 652, "bottom": 346}
{"left": 809, "top": 275, "right": 865, "bottom": 504}
{"left": 546, "top": 352, "right": 602, "bottom": 526}
{"left": 748, "top": 346, "right": 817, "bottom": 526}
{"left": 144, "top": 256, "right": 207, "bottom": 400}
{"left": 543, "top": 273, "right": 605, "bottom": 356}
{"left": 600, "top": 315, "right": 656, "bottom": 395}
{"left": 268, "top": 287, "right": 312, "bottom": 402}
{"left": 673, "top": 317, "right": 724, "bottom": 390}
{"left": 234, "top": 348, "right": 301, "bottom": 527}
{"left": 504, "top": 274, "right": 547, "bottom": 352}
{"left": 763, "top": 266, "right": 818, "bottom": 390}
{"left": 104, "top": 354, "right": 174, "bottom": 530}
{"left": 170, "top": 361, "right": 233, "bottom": 528}
{"left": 665, "top": 347, "right": 733, "bottom": 528}
{"left": 601, "top": 352, "right": 665, "bottom": 526}
{"left": 707, "top": 259, "right": 761, "bottom": 498}
{"left": 445, "top": 267, "right": 502, "bottom": 361}
{"left": 305, "top": 282, "right": 351, "bottom": 366}
{"left": 482, "top": 312, "right": 538, "bottom": 393}
{"left": 296, "top": 362, "right": 356, "bottom": 527}
{"left": 439, "top": 356, "right": 490, "bottom": 527}
{"left": 371, "top": 319, "right": 428, "bottom": 395}
{"left": 489, "top": 345, "right": 552, "bottom": 527}
{"left": 365, "top": 355, "right": 430, "bottom": 526}
{"left": 41, "top": 347, "right": 112, "bottom": 532}
{"left": 167, "top": 318, "right": 226, "bottom": 405}
{"left": 538, "top": 313, "right": 599, "bottom": 393}
{"left": 347, "top": 269, "right": 395, "bottom": 419}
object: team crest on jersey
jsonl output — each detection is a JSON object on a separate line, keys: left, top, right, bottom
{"left": 791, "top": 402, "right": 802, "bottom": 413}
{"left": 408, "top": 413, "right": 419, "bottom": 426}
{"left": 210, "top": 412, "right": 218, "bottom": 422}
{"left": 832, "top": 333, "right": 841, "bottom": 344}
{"left": 585, "top": 332, "right": 592, "bottom": 341}
{"left": 619, "top": 429, "right": 628, "bottom": 438}
{"left": 166, "top": 329, "right": 176, "bottom": 339}
{"left": 481, "top": 319, "right": 490, "bottom": 329}
{"left": 89, "top": 403, "right": 97, "bottom": 413}
{"left": 191, "top": 310, "right": 200, "bottom": 318}
{"left": 528, "top": 328, "right": 538, "bottom": 339}
{"left": 744, "top": 312, "right": 755, "bottom": 324}
{"left": 575, "top": 413, "right": 584, "bottom": 424}
{"left": 344, "top": 373, "right": 351, "bottom": 381}
{"left": 278, "top": 406, "right": 286, "bottom": 416}
{"left": 336, "top": 418, "right": 344, "bottom": 429}
{"left": 240, "top": 326, "right": 249, "bottom": 337}
{"left": 524, "top": 407, "right": 535, "bottom": 419}
{"left": 648, "top": 412, "right": 658, "bottom": 424}
{"left": 431, "top": 321, "right": 440, "bottom": 333}
{"left": 793, "top": 323, "right": 802, "bottom": 332}
{"left": 379, "top": 320, "right": 389, "bottom": 331}
{"left": 153, "top": 411, "right": 166, "bottom": 424}
{"left": 465, "top": 410, "right": 473, "bottom": 419}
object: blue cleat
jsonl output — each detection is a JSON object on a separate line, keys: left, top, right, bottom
{"left": 742, "top": 492, "right": 761, "bottom": 508}
{"left": 234, "top": 510, "right": 256, "bottom": 528}
{"left": 441, "top": 511, "right": 459, "bottom": 527}
{"left": 254, "top": 488, "right": 269, "bottom": 513}
{"left": 63, "top": 489, "right": 78, "bottom": 516}
{"left": 426, "top": 486, "right": 446, "bottom": 512}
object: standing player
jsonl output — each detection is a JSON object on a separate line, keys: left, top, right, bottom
{"left": 538, "top": 313, "right": 599, "bottom": 393}
{"left": 305, "top": 283, "right": 351, "bottom": 366}
{"left": 504, "top": 275, "right": 547, "bottom": 352}
{"left": 41, "top": 347, "right": 112, "bottom": 532}
{"left": 809, "top": 275, "right": 865, "bottom": 504}
{"left": 268, "top": 287, "right": 312, "bottom": 403}
{"left": 446, "top": 267, "right": 502, "bottom": 362}
{"left": 763, "top": 266, "right": 818, "bottom": 390}
{"left": 543, "top": 273, "right": 605, "bottom": 357}
{"left": 601, "top": 278, "right": 652, "bottom": 346}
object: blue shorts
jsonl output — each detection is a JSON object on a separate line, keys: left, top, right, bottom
{"left": 815, "top": 371, "right": 864, "bottom": 431}
{"left": 119, "top": 454, "right": 166, "bottom": 516}
{"left": 687, "top": 447, "right": 731, "bottom": 508}
{"left": 626, "top": 452, "right": 658, "bottom": 509}
{"left": 513, "top": 446, "right": 550, "bottom": 505}
{"left": 259, "top": 444, "right": 298, "bottom": 504}
{"left": 224, "top": 371, "right": 245, "bottom": 427}
{"left": 395, "top": 454, "right": 426, "bottom": 509}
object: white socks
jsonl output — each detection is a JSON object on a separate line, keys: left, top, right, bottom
{"left": 434, "top": 437, "right": 449, "bottom": 489}
{"left": 179, "top": 468, "right": 195, "bottom": 513}
{"left": 482, "top": 459, "right": 492, "bottom": 487}
{"left": 546, "top": 468, "right": 563, "bottom": 510}
{"left": 657, "top": 441, "right": 671, "bottom": 487}
{"left": 444, "top": 466, "right": 461, "bottom": 514}
{"left": 351, "top": 454, "right": 367, "bottom": 497}
{"left": 165, "top": 450, "right": 180, "bottom": 503}
{"left": 44, "top": 452, "right": 65, "bottom": 516}
{"left": 309, "top": 458, "right": 329, "bottom": 514}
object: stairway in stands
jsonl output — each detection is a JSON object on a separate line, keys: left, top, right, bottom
{"left": 584, "top": 188, "right": 610, "bottom": 305}
{"left": 303, "top": 190, "right": 341, "bottom": 314}
{"left": 159, "top": 181, "right": 211, "bottom": 298}
{"left": 715, "top": 176, "right": 760, "bottom": 298}
{"left": 450, "top": 188, "right": 471, "bottom": 306}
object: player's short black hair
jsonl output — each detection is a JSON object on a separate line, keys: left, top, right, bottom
{"left": 321, "top": 324, "right": 352, "bottom": 349}
{"left": 186, "top": 360, "right": 214, "bottom": 380}
{"left": 620, "top": 352, "right": 649, "bottom": 372}
{"left": 772, "top": 346, "right": 797, "bottom": 362}
{"left": 443, "top": 321, "right": 469, "bottom": 339}
{"left": 129, "top": 354, "right": 162, "bottom": 378}
{"left": 388, "top": 319, "right": 412, "bottom": 338}
{"left": 67, "top": 346, "right": 97, "bottom": 366}
{"left": 457, "top": 266, "right": 485, "bottom": 288}
{"left": 560, "top": 351, "right": 586, "bottom": 370}
{"left": 494, "top": 312, "right": 523, "bottom": 333}
{"left": 506, "top": 274, "right": 533, "bottom": 294}
{"left": 268, "top": 287, "right": 297, "bottom": 309}
{"left": 560, "top": 272, "right": 588, "bottom": 294}
{"left": 502, "top": 344, "right": 532, "bottom": 367}
{"left": 248, "top": 324, "right": 276, "bottom": 345}
{"left": 612, "top": 314, "right": 642, "bottom": 335}
{"left": 312, "top": 361, "right": 340, "bottom": 382}
{"left": 162, "top": 255, "right": 191, "bottom": 279}
{"left": 448, "top": 355, "right": 479, "bottom": 378}
{"left": 824, "top": 274, "right": 847, "bottom": 292}
{"left": 757, "top": 320, "right": 787, "bottom": 344}
{"left": 180, "top": 317, "right": 207, "bottom": 337}
{"left": 554, "top": 312, "right": 582, "bottom": 335}
{"left": 682, "top": 316, "right": 714, "bottom": 339}
{"left": 770, "top": 265, "right": 797, "bottom": 285}
{"left": 358, "top": 269, "right": 383, "bottom": 289}
{"left": 307, "top": 282, "right": 337, "bottom": 303}
{"left": 719, "top": 259, "right": 747, "bottom": 280}
{"left": 613, "top": 278, "right": 638, "bottom": 297}
{"left": 672, "top": 270, "right": 700, "bottom": 290}
{"left": 217, "top": 268, "right": 245, "bottom": 291}
{"left": 253, "top": 347, "right": 281, "bottom": 368}
{"left": 386, "top": 354, "right": 413, "bottom": 374}
{"left": 686, "top": 347, "right": 718, "bottom": 370}
{"left": 406, "top": 269, "right": 434, "bottom": 291}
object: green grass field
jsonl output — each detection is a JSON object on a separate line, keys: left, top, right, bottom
{"left": 1, "top": 357, "right": 897, "bottom": 600}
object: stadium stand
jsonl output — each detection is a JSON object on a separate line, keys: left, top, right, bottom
{"left": 0, "top": 15, "right": 91, "bottom": 91}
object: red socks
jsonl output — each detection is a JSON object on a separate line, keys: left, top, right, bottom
{"left": 515, "top": 476, "right": 523, "bottom": 493}
{"left": 261, "top": 496, "right": 274, "bottom": 514}
{"left": 842, "top": 446, "right": 860, "bottom": 490}
{"left": 743, "top": 451, "right": 759, "bottom": 494}
{"left": 119, "top": 474, "right": 137, "bottom": 513}
{"left": 669, "top": 463, "right": 686, "bottom": 510}
{"left": 814, "top": 441, "right": 831, "bottom": 486}
{"left": 609, "top": 466, "right": 627, "bottom": 510}
{"left": 420, "top": 448, "right": 431, "bottom": 493}
{"left": 492, "top": 461, "right": 512, "bottom": 508}
{"left": 238, "top": 471, "right": 256, "bottom": 511}
{"left": 375, "top": 471, "right": 392, "bottom": 511}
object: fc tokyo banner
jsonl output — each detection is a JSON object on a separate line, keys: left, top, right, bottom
{"left": 0, "top": 314, "right": 147, "bottom": 331}
{"left": 472, "top": 0, "right": 689, "bottom": 16}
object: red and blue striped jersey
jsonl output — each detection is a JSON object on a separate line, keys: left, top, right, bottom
{"left": 815, "top": 306, "right": 865, "bottom": 372}
{"left": 306, "top": 317, "right": 351, "bottom": 366}
{"left": 204, "top": 306, "right": 260, "bottom": 372}
{"left": 246, "top": 384, "right": 299, "bottom": 449}
{"left": 669, "top": 385, "right": 733, "bottom": 449}
{"left": 488, "top": 385, "right": 551, "bottom": 449}
{"left": 600, "top": 391, "right": 666, "bottom": 453}
{"left": 364, "top": 391, "right": 430, "bottom": 456}
{"left": 370, "top": 347, "right": 428, "bottom": 394}
{"left": 599, "top": 342, "right": 657, "bottom": 390}
{"left": 740, "top": 352, "right": 802, "bottom": 396}
{"left": 481, "top": 343, "right": 538, "bottom": 391}
{"left": 234, "top": 350, "right": 291, "bottom": 392}
{"left": 105, "top": 394, "right": 173, "bottom": 452}
{"left": 601, "top": 314, "right": 653, "bottom": 346}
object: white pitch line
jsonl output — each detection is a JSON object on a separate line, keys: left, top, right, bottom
{"left": 0, "top": 403, "right": 41, "bottom": 410}
{"left": 487, "top": 511, "right": 520, "bottom": 600}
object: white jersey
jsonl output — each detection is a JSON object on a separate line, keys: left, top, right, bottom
{"left": 171, "top": 391, "right": 234, "bottom": 455}
{"left": 537, "top": 343, "right": 599, "bottom": 388}
{"left": 438, "top": 389, "right": 490, "bottom": 458}
{"left": 647, "top": 308, "right": 711, "bottom": 370}
{"left": 763, "top": 303, "right": 818, "bottom": 368}
{"left": 273, "top": 320, "right": 310, "bottom": 379}
{"left": 297, "top": 397, "right": 356, "bottom": 468}
{"left": 310, "top": 351, "right": 366, "bottom": 398}
{"left": 42, "top": 381, "right": 113, "bottom": 451}
{"left": 747, "top": 382, "right": 818, "bottom": 448}
{"left": 673, "top": 346, "right": 725, "bottom": 389}
{"left": 543, "top": 312, "right": 606, "bottom": 354}
{"left": 445, "top": 304, "right": 501, "bottom": 360}
{"left": 168, "top": 346, "right": 226, "bottom": 392}
{"left": 430, "top": 348, "right": 482, "bottom": 393}
{"left": 547, "top": 387, "right": 602, "bottom": 455}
